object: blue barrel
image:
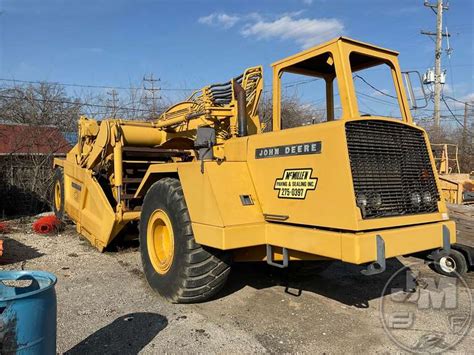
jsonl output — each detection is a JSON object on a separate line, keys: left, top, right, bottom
{"left": 0, "top": 271, "right": 57, "bottom": 354}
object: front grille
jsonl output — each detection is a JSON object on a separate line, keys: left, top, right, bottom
{"left": 346, "top": 120, "right": 439, "bottom": 219}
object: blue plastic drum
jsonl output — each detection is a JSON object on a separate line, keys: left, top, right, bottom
{"left": 0, "top": 271, "right": 57, "bottom": 354}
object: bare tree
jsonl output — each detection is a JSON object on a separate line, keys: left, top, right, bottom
{"left": 0, "top": 82, "right": 81, "bottom": 131}
{"left": 0, "top": 82, "right": 80, "bottom": 215}
{"left": 259, "top": 92, "right": 324, "bottom": 132}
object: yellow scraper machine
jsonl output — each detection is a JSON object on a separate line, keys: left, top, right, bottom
{"left": 53, "top": 37, "right": 461, "bottom": 303}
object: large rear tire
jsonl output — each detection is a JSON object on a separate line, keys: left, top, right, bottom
{"left": 139, "top": 178, "right": 231, "bottom": 303}
{"left": 52, "top": 168, "right": 65, "bottom": 220}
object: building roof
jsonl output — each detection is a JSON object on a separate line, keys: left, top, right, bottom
{"left": 0, "top": 123, "right": 71, "bottom": 155}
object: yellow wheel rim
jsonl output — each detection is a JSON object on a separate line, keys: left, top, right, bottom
{"left": 54, "top": 181, "right": 62, "bottom": 211}
{"left": 147, "top": 209, "right": 174, "bottom": 274}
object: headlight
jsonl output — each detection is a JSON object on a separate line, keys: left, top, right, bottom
{"left": 357, "top": 194, "right": 368, "bottom": 208}
{"left": 370, "top": 193, "right": 382, "bottom": 209}
{"left": 422, "top": 191, "right": 432, "bottom": 205}
{"left": 411, "top": 192, "right": 421, "bottom": 206}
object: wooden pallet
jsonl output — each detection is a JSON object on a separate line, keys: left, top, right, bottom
{"left": 448, "top": 204, "right": 474, "bottom": 245}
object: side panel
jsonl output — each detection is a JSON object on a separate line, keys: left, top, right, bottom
{"left": 340, "top": 220, "right": 456, "bottom": 263}
{"left": 134, "top": 163, "right": 179, "bottom": 199}
{"left": 134, "top": 161, "right": 265, "bottom": 248}
{"left": 267, "top": 220, "right": 456, "bottom": 264}
{"left": 192, "top": 218, "right": 455, "bottom": 265}
{"left": 247, "top": 121, "right": 360, "bottom": 230}
{"left": 178, "top": 162, "right": 265, "bottom": 228}
{"left": 62, "top": 161, "right": 124, "bottom": 251}
{"left": 247, "top": 119, "right": 449, "bottom": 231}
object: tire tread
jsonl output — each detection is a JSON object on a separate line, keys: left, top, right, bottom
{"left": 139, "top": 177, "right": 231, "bottom": 303}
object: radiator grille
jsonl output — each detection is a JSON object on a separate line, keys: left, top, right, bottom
{"left": 346, "top": 120, "right": 439, "bottom": 219}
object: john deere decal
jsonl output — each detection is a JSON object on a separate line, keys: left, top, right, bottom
{"left": 255, "top": 141, "right": 321, "bottom": 159}
{"left": 274, "top": 168, "right": 318, "bottom": 199}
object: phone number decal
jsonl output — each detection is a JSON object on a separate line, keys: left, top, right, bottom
{"left": 274, "top": 168, "right": 318, "bottom": 199}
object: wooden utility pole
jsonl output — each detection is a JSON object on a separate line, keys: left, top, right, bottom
{"left": 433, "top": 0, "right": 443, "bottom": 129}
{"left": 461, "top": 102, "right": 468, "bottom": 169}
{"left": 463, "top": 103, "right": 468, "bottom": 141}
{"left": 421, "top": 0, "right": 449, "bottom": 130}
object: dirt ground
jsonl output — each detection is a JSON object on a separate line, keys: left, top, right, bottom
{"left": 1, "top": 206, "right": 473, "bottom": 354}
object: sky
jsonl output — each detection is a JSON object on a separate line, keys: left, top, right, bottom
{"left": 0, "top": 0, "right": 472, "bottom": 118}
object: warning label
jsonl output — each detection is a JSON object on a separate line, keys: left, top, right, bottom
{"left": 274, "top": 168, "right": 318, "bottom": 199}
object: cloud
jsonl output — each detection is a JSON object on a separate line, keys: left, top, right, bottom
{"left": 442, "top": 83, "right": 455, "bottom": 95}
{"left": 241, "top": 15, "right": 344, "bottom": 49}
{"left": 245, "top": 12, "right": 263, "bottom": 22}
{"left": 197, "top": 11, "right": 344, "bottom": 49}
{"left": 302, "top": 0, "right": 314, "bottom": 4}
{"left": 461, "top": 93, "right": 474, "bottom": 103}
{"left": 198, "top": 13, "right": 240, "bottom": 29}
{"left": 450, "top": 92, "right": 474, "bottom": 109}
{"left": 441, "top": 83, "right": 472, "bottom": 105}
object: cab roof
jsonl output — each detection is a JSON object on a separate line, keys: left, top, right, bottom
{"left": 271, "top": 36, "right": 399, "bottom": 68}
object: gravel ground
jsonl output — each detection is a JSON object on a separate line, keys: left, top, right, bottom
{"left": 1, "top": 209, "right": 473, "bottom": 354}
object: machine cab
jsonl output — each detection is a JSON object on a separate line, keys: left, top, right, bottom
{"left": 246, "top": 37, "right": 446, "bottom": 232}
{"left": 271, "top": 37, "right": 413, "bottom": 129}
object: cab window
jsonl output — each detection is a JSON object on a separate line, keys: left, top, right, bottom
{"left": 280, "top": 52, "right": 342, "bottom": 129}
{"left": 350, "top": 52, "right": 403, "bottom": 119}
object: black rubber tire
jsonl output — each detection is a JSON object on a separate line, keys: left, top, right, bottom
{"left": 432, "top": 249, "right": 468, "bottom": 277}
{"left": 52, "top": 168, "right": 65, "bottom": 220}
{"left": 139, "top": 178, "right": 231, "bottom": 303}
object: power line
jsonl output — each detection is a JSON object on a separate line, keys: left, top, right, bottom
{"left": 356, "top": 91, "right": 400, "bottom": 107}
{"left": 1, "top": 76, "right": 320, "bottom": 94}
{"left": 0, "top": 93, "right": 154, "bottom": 113}
{"left": 353, "top": 75, "right": 398, "bottom": 99}
{"left": 282, "top": 78, "right": 318, "bottom": 89}
{"left": 265, "top": 77, "right": 320, "bottom": 92}
{"left": 444, "top": 95, "right": 474, "bottom": 107}
{"left": 441, "top": 96, "right": 473, "bottom": 134}
{"left": 0, "top": 77, "right": 197, "bottom": 92}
